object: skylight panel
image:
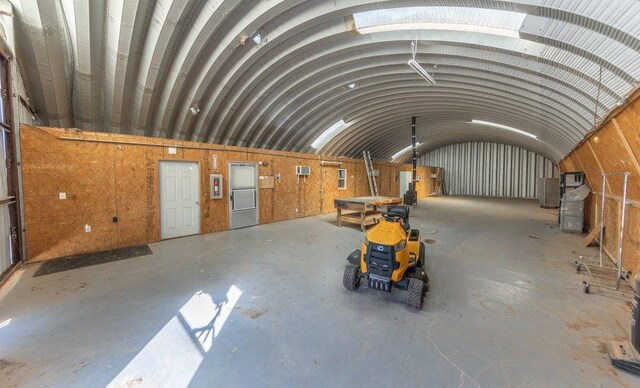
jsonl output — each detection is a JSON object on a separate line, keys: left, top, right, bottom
{"left": 354, "top": 7, "right": 526, "bottom": 38}
{"left": 311, "top": 120, "right": 347, "bottom": 150}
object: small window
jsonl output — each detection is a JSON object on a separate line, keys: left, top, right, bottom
{"left": 338, "top": 169, "right": 347, "bottom": 189}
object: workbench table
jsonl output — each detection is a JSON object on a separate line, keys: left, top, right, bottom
{"left": 334, "top": 196, "right": 402, "bottom": 231}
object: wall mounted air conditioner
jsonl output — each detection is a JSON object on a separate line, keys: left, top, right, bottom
{"left": 296, "top": 166, "right": 311, "bottom": 176}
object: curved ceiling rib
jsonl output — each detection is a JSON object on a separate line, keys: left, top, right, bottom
{"left": 204, "top": 39, "right": 608, "bottom": 148}
{"left": 189, "top": 20, "right": 623, "bottom": 153}
{"left": 226, "top": 45, "right": 608, "bottom": 153}
{"left": 11, "top": 0, "right": 73, "bottom": 127}
{"left": 67, "top": 0, "right": 104, "bottom": 130}
{"left": 149, "top": 0, "right": 244, "bottom": 138}
{"left": 7, "top": 0, "right": 640, "bottom": 163}
{"left": 103, "top": 0, "right": 155, "bottom": 132}
{"left": 280, "top": 85, "right": 579, "bottom": 153}
{"left": 128, "top": 0, "right": 202, "bottom": 136}
{"left": 184, "top": 4, "right": 635, "bottom": 155}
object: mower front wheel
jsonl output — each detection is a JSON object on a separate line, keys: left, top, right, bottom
{"left": 407, "top": 278, "right": 426, "bottom": 309}
{"left": 418, "top": 242, "right": 426, "bottom": 268}
{"left": 343, "top": 264, "right": 361, "bottom": 291}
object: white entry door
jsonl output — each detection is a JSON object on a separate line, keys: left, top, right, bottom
{"left": 229, "top": 163, "right": 258, "bottom": 229}
{"left": 160, "top": 161, "right": 200, "bottom": 239}
{"left": 399, "top": 171, "right": 412, "bottom": 195}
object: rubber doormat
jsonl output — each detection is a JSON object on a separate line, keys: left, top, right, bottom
{"left": 34, "top": 245, "right": 153, "bottom": 277}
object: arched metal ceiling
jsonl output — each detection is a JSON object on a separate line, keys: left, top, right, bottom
{"left": 7, "top": 0, "right": 640, "bottom": 162}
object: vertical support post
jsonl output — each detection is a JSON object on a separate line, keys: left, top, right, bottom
{"left": 599, "top": 174, "right": 607, "bottom": 267}
{"left": 411, "top": 116, "right": 417, "bottom": 185}
{"left": 10, "top": 52, "right": 26, "bottom": 265}
{"left": 615, "top": 173, "right": 629, "bottom": 290}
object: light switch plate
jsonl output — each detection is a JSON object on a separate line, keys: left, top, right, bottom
{"left": 168, "top": 147, "right": 177, "bottom": 155}
{"left": 59, "top": 192, "right": 66, "bottom": 200}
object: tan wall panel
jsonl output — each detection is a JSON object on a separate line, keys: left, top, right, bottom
{"left": 587, "top": 123, "right": 639, "bottom": 198}
{"left": 560, "top": 94, "right": 640, "bottom": 280}
{"left": 567, "top": 153, "right": 582, "bottom": 171}
{"left": 615, "top": 98, "right": 640, "bottom": 168}
{"left": 559, "top": 159, "right": 572, "bottom": 172}
{"left": 22, "top": 126, "right": 439, "bottom": 262}
{"left": 575, "top": 143, "right": 605, "bottom": 193}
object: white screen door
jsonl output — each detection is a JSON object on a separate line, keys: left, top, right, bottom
{"left": 160, "top": 161, "right": 200, "bottom": 239}
{"left": 399, "top": 171, "right": 412, "bottom": 195}
{"left": 229, "top": 163, "right": 258, "bottom": 229}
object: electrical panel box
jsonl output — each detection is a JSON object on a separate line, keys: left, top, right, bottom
{"left": 210, "top": 174, "right": 223, "bottom": 199}
{"left": 371, "top": 169, "right": 380, "bottom": 177}
{"left": 296, "top": 166, "right": 311, "bottom": 176}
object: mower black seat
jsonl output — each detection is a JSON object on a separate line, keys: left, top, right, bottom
{"left": 387, "top": 205, "right": 410, "bottom": 231}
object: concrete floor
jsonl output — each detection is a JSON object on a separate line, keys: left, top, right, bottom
{"left": 0, "top": 197, "right": 636, "bottom": 387}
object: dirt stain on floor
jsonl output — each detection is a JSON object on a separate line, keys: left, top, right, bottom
{"left": 0, "top": 359, "right": 25, "bottom": 376}
{"left": 424, "top": 239, "right": 438, "bottom": 245}
{"left": 596, "top": 341, "right": 609, "bottom": 354}
{"left": 235, "top": 308, "right": 267, "bottom": 320}
{"left": 565, "top": 317, "right": 598, "bottom": 331}
{"left": 479, "top": 299, "right": 515, "bottom": 316}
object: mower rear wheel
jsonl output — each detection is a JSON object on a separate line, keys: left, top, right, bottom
{"left": 407, "top": 278, "right": 426, "bottom": 309}
{"left": 343, "top": 264, "right": 361, "bottom": 291}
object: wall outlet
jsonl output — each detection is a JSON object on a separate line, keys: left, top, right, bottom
{"left": 84, "top": 224, "right": 92, "bottom": 233}
{"left": 168, "top": 147, "right": 177, "bottom": 155}
{"left": 59, "top": 192, "right": 66, "bottom": 200}
{"left": 295, "top": 208, "right": 299, "bottom": 213}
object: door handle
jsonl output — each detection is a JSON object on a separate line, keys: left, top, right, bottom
{"left": 195, "top": 201, "right": 199, "bottom": 205}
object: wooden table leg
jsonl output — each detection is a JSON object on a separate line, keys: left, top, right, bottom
{"left": 360, "top": 209, "right": 365, "bottom": 232}
{"left": 337, "top": 208, "right": 342, "bottom": 226}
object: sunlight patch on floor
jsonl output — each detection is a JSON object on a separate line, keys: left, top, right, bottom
{"left": 108, "top": 285, "right": 242, "bottom": 387}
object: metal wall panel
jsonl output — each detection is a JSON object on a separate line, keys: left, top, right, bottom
{"left": 419, "top": 142, "right": 558, "bottom": 199}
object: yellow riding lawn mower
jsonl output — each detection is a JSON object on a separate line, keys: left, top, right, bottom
{"left": 343, "top": 205, "right": 429, "bottom": 309}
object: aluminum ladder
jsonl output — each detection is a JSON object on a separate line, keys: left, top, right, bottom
{"left": 363, "top": 150, "right": 378, "bottom": 196}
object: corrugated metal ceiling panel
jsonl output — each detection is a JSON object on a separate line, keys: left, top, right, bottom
{"left": 7, "top": 0, "right": 640, "bottom": 163}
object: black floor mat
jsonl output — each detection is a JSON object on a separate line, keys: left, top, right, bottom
{"left": 34, "top": 245, "right": 153, "bottom": 277}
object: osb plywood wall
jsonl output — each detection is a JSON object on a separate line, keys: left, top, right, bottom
{"left": 559, "top": 94, "right": 640, "bottom": 279}
{"left": 21, "top": 125, "right": 442, "bottom": 262}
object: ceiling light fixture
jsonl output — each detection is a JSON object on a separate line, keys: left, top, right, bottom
{"left": 251, "top": 32, "right": 262, "bottom": 44}
{"left": 311, "top": 119, "right": 347, "bottom": 150}
{"left": 348, "top": 83, "right": 356, "bottom": 89}
{"left": 470, "top": 119, "right": 537, "bottom": 139}
{"left": 392, "top": 142, "right": 422, "bottom": 160}
{"left": 189, "top": 102, "right": 200, "bottom": 115}
{"left": 408, "top": 41, "right": 436, "bottom": 85}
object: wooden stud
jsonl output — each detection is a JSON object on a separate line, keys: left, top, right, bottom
{"left": 612, "top": 118, "right": 640, "bottom": 177}
{"left": 573, "top": 149, "right": 596, "bottom": 191}
{"left": 585, "top": 140, "right": 612, "bottom": 194}
{"left": 583, "top": 223, "right": 602, "bottom": 247}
